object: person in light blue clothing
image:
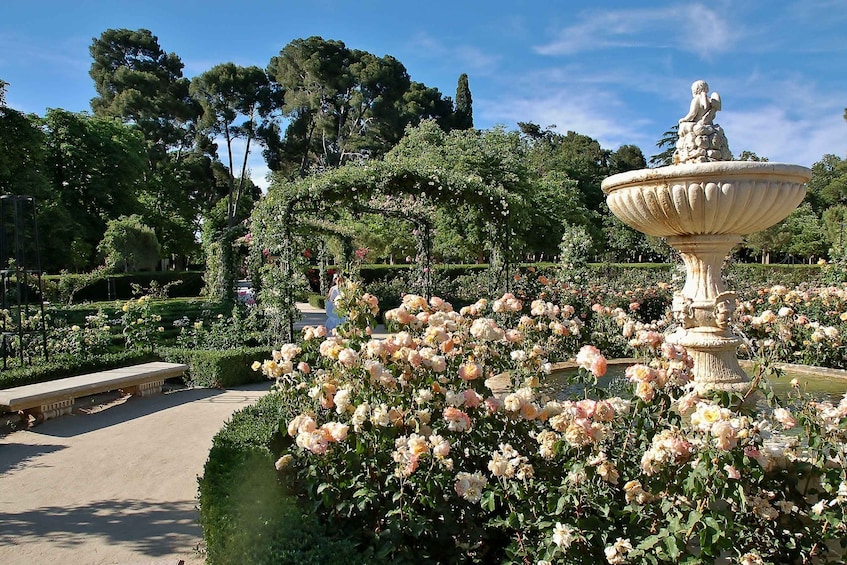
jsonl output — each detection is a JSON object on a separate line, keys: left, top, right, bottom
{"left": 325, "top": 273, "right": 344, "bottom": 331}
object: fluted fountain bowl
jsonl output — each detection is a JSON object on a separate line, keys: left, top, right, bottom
{"left": 601, "top": 162, "right": 812, "bottom": 237}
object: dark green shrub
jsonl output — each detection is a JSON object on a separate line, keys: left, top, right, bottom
{"left": 198, "top": 392, "right": 368, "bottom": 565}
{"left": 365, "top": 274, "right": 408, "bottom": 316}
{"left": 307, "top": 293, "right": 325, "bottom": 309}
{"left": 98, "top": 215, "right": 162, "bottom": 272}
{"left": 43, "top": 271, "right": 206, "bottom": 303}
{"left": 726, "top": 263, "right": 823, "bottom": 294}
{"left": 159, "top": 346, "right": 270, "bottom": 388}
{"left": 0, "top": 350, "right": 160, "bottom": 390}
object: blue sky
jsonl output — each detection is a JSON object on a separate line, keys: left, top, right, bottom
{"left": 2, "top": 0, "right": 845, "bottom": 189}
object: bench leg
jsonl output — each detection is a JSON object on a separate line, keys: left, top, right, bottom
{"left": 124, "top": 380, "right": 164, "bottom": 397}
{"left": 24, "top": 398, "right": 75, "bottom": 423}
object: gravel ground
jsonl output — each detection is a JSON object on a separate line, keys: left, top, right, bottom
{"left": 0, "top": 381, "right": 272, "bottom": 564}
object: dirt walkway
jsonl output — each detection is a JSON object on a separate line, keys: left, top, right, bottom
{"left": 0, "top": 381, "right": 273, "bottom": 564}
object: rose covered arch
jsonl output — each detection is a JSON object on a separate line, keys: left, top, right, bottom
{"left": 251, "top": 158, "right": 520, "bottom": 339}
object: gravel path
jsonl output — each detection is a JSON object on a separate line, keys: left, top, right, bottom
{"left": 0, "top": 302, "right": 387, "bottom": 564}
{"left": 0, "top": 381, "right": 273, "bottom": 564}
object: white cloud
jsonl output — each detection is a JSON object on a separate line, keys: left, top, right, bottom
{"left": 704, "top": 71, "right": 847, "bottom": 164}
{"left": 477, "top": 87, "right": 654, "bottom": 150}
{"left": 214, "top": 136, "right": 272, "bottom": 192}
{"left": 475, "top": 58, "right": 847, "bottom": 167}
{"left": 534, "top": 4, "right": 737, "bottom": 57}
{"left": 407, "top": 33, "right": 500, "bottom": 76}
{"left": 722, "top": 107, "right": 846, "bottom": 166}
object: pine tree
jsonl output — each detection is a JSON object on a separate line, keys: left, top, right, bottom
{"left": 454, "top": 73, "right": 473, "bottom": 130}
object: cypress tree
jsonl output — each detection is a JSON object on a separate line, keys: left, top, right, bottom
{"left": 454, "top": 73, "right": 473, "bottom": 130}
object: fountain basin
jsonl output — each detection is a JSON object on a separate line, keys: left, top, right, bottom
{"left": 601, "top": 161, "right": 811, "bottom": 395}
{"left": 601, "top": 161, "right": 811, "bottom": 237}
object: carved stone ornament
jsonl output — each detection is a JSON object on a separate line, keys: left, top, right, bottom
{"left": 601, "top": 81, "right": 812, "bottom": 395}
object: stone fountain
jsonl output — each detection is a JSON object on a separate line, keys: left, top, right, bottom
{"left": 601, "top": 81, "right": 812, "bottom": 395}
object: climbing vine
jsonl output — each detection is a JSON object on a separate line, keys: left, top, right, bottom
{"left": 251, "top": 122, "right": 524, "bottom": 340}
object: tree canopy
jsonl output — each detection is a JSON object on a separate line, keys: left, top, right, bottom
{"left": 454, "top": 73, "right": 473, "bottom": 130}
{"left": 264, "top": 36, "right": 457, "bottom": 177}
{"left": 4, "top": 28, "right": 844, "bottom": 279}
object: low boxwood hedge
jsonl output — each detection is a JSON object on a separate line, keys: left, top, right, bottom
{"left": 159, "top": 346, "right": 271, "bottom": 388}
{"left": 42, "top": 271, "right": 206, "bottom": 303}
{"left": 1, "top": 345, "right": 270, "bottom": 391}
{"left": 198, "top": 391, "right": 367, "bottom": 564}
{"left": 0, "top": 350, "right": 160, "bottom": 390}
{"left": 307, "top": 293, "right": 326, "bottom": 309}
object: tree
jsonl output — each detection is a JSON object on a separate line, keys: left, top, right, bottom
{"left": 89, "top": 28, "right": 215, "bottom": 266}
{"left": 602, "top": 212, "right": 668, "bottom": 263}
{"left": 191, "top": 63, "right": 279, "bottom": 227}
{"left": 0, "top": 101, "right": 77, "bottom": 271}
{"left": 744, "top": 222, "right": 792, "bottom": 264}
{"left": 42, "top": 109, "right": 147, "bottom": 267}
{"left": 523, "top": 171, "right": 594, "bottom": 260}
{"left": 743, "top": 203, "right": 827, "bottom": 264}
{"left": 454, "top": 73, "right": 473, "bottom": 130}
{"left": 0, "top": 106, "right": 50, "bottom": 199}
{"left": 735, "top": 150, "right": 768, "bottom": 162}
{"left": 352, "top": 213, "right": 416, "bottom": 264}
{"left": 539, "top": 130, "right": 611, "bottom": 210}
{"left": 610, "top": 144, "right": 647, "bottom": 174}
{"left": 822, "top": 205, "right": 847, "bottom": 259}
{"left": 268, "top": 37, "right": 379, "bottom": 174}
{"left": 806, "top": 154, "right": 847, "bottom": 214}
{"left": 649, "top": 125, "right": 678, "bottom": 167}
{"left": 783, "top": 203, "right": 827, "bottom": 261}
{"left": 89, "top": 28, "right": 196, "bottom": 151}
{"left": 265, "top": 36, "right": 456, "bottom": 177}
{"left": 0, "top": 78, "right": 6, "bottom": 106}
{"left": 98, "top": 214, "right": 161, "bottom": 272}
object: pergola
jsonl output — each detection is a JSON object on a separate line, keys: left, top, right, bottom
{"left": 251, "top": 159, "right": 518, "bottom": 340}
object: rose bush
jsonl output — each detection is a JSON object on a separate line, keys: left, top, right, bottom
{"left": 256, "top": 281, "right": 847, "bottom": 564}
{"left": 734, "top": 284, "right": 847, "bottom": 369}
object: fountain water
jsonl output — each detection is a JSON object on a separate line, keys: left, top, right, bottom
{"left": 601, "top": 81, "right": 812, "bottom": 395}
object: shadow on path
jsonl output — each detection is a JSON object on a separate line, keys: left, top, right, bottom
{"left": 0, "top": 498, "right": 200, "bottom": 557}
{"left": 32, "top": 387, "right": 228, "bottom": 439}
{"left": 0, "top": 442, "right": 66, "bottom": 475}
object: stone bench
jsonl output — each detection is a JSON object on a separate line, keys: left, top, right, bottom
{"left": 0, "top": 361, "right": 188, "bottom": 423}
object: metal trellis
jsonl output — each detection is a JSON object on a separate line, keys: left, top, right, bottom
{"left": 0, "top": 195, "right": 48, "bottom": 369}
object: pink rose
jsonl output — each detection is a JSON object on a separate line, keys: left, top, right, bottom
{"left": 459, "top": 362, "right": 482, "bottom": 381}
{"left": 463, "top": 389, "right": 483, "bottom": 408}
{"left": 576, "top": 345, "right": 607, "bottom": 377}
{"left": 443, "top": 407, "right": 472, "bottom": 432}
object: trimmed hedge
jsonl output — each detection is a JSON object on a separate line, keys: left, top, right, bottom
{"left": 726, "top": 263, "right": 823, "bottom": 288}
{"left": 307, "top": 293, "right": 326, "bottom": 309}
{"left": 159, "top": 346, "right": 271, "bottom": 388}
{"left": 51, "top": 297, "right": 227, "bottom": 330}
{"left": 43, "top": 271, "right": 206, "bottom": 303}
{"left": 198, "top": 391, "right": 368, "bottom": 564}
{"left": 0, "top": 350, "right": 161, "bottom": 390}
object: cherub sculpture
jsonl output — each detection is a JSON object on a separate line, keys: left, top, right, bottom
{"left": 673, "top": 80, "right": 731, "bottom": 164}
{"left": 678, "top": 80, "right": 721, "bottom": 134}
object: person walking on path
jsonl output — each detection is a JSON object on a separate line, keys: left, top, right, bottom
{"left": 325, "top": 273, "right": 344, "bottom": 331}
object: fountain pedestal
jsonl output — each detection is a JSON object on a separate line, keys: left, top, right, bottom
{"left": 602, "top": 161, "right": 811, "bottom": 395}
{"left": 664, "top": 234, "right": 748, "bottom": 394}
